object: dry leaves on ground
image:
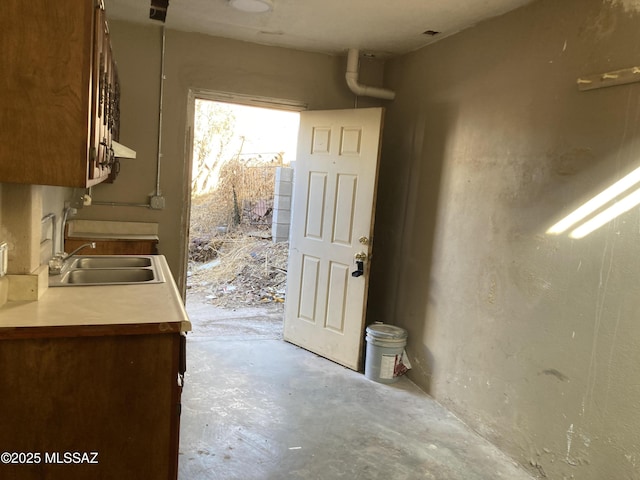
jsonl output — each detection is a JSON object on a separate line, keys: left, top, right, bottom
{"left": 187, "top": 233, "right": 289, "bottom": 308}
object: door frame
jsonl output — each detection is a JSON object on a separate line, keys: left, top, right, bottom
{"left": 180, "top": 89, "right": 307, "bottom": 298}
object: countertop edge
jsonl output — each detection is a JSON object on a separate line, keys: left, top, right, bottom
{"left": 0, "top": 256, "right": 192, "bottom": 334}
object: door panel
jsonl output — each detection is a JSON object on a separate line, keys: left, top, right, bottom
{"left": 284, "top": 107, "right": 384, "bottom": 370}
{"left": 305, "top": 173, "right": 327, "bottom": 238}
{"left": 333, "top": 174, "right": 357, "bottom": 244}
{"left": 298, "top": 255, "right": 320, "bottom": 322}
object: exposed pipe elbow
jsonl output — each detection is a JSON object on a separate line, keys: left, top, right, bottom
{"left": 345, "top": 48, "right": 396, "bottom": 100}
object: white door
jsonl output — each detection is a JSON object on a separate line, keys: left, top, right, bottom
{"left": 284, "top": 107, "right": 384, "bottom": 370}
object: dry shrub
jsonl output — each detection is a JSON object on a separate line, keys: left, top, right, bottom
{"left": 187, "top": 235, "right": 289, "bottom": 307}
{"left": 191, "top": 154, "right": 284, "bottom": 237}
{"left": 189, "top": 237, "right": 223, "bottom": 262}
{"left": 189, "top": 149, "right": 289, "bottom": 307}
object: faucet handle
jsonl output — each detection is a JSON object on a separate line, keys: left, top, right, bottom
{"left": 48, "top": 255, "right": 65, "bottom": 275}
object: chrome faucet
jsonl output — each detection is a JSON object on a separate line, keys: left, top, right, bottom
{"left": 65, "top": 242, "right": 96, "bottom": 259}
{"left": 48, "top": 242, "right": 96, "bottom": 275}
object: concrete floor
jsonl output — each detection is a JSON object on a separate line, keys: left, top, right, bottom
{"left": 179, "top": 295, "right": 534, "bottom": 480}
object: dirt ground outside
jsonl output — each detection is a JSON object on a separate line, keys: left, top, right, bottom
{"left": 185, "top": 231, "right": 287, "bottom": 340}
{"left": 187, "top": 189, "right": 290, "bottom": 314}
{"left": 187, "top": 233, "right": 288, "bottom": 308}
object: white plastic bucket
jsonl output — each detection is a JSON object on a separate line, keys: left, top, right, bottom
{"left": 364, "top": 324, "right": 408, "bottom": 384}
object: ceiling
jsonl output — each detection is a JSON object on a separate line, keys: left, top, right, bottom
{"left": 104, "top": 0, "right": 533, "bottom": 57}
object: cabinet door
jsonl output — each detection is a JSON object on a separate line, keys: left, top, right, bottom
{"left": 89, "top": 5, "right": 111, "bottom": 182}
{"left": 0, "top": 0, "right": 95, "bottom": 187}
{"left": 107, "top": 66, "right": 122, "bottom": 183}
{"left": 0, "top": 333, "right": 183, "bottom": 480}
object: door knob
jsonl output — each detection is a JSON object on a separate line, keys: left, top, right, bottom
{"left": 352, "top": 252, "right": 367, "bottom": 277}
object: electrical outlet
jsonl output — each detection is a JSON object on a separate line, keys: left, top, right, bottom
{"left": 149, "top": 195, "right": 165, "bottom": 210}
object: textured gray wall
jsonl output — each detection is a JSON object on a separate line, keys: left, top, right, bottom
{"left": 368, "top": 0, "right": 640, "bottom": 477}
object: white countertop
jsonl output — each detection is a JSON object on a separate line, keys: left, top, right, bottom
{"left": 0, "top": 256, "right": 191, "bottom": 332}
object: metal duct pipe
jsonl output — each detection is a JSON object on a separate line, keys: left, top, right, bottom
{"left": 155, "top": 25, "right": 166, "bottom": 197}
{"left": 345, "top": 48, "right": 396, "bottom": 100}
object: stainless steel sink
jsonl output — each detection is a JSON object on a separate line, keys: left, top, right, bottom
{"left": 73, "top": 257, "right": 152, "bottom": 269}
{"left": 66, "top": 268, "right": 156, "bottom": 284}
{"left": 49, "top": 255, "right": 164, "bottom": 287}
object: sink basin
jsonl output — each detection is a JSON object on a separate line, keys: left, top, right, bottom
{"left": 74, "top": 257, "right": 152, "bottom": 269}
{"left": 66, "top": 268, "right": 156, "bottom": 284}
{"left": 49, "top": 255, "right": 164, "bottom": 287}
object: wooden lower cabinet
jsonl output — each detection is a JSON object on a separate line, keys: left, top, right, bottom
{"left": 0, "top": 330, "right": 185, "bottom": 480}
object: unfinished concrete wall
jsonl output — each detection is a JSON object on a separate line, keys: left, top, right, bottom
{"left": 41, "top": 186, "right": 72, "bottom": 258}
{"left": 0, "top": 184, "right": 74, "bottom": 302}
{"left": 368, "top": 0, "right": 640, "bottom": 477}
{"left": 75, "top": 21, "right": 383, "bottom": 292}
{"left": 1, "top": 185, "right": 42, "bottom": 275}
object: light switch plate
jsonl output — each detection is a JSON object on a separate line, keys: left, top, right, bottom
{"left": 0, "top": 242, "right": 7, "bottom": 277}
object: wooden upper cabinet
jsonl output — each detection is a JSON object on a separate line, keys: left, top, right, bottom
{"left": 0, "top": 0, "right": 118, "bottom": 187}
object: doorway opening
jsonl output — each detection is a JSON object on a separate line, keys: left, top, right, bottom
{"left": 186, "top": 97, "right": 300, "bottom": 315}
